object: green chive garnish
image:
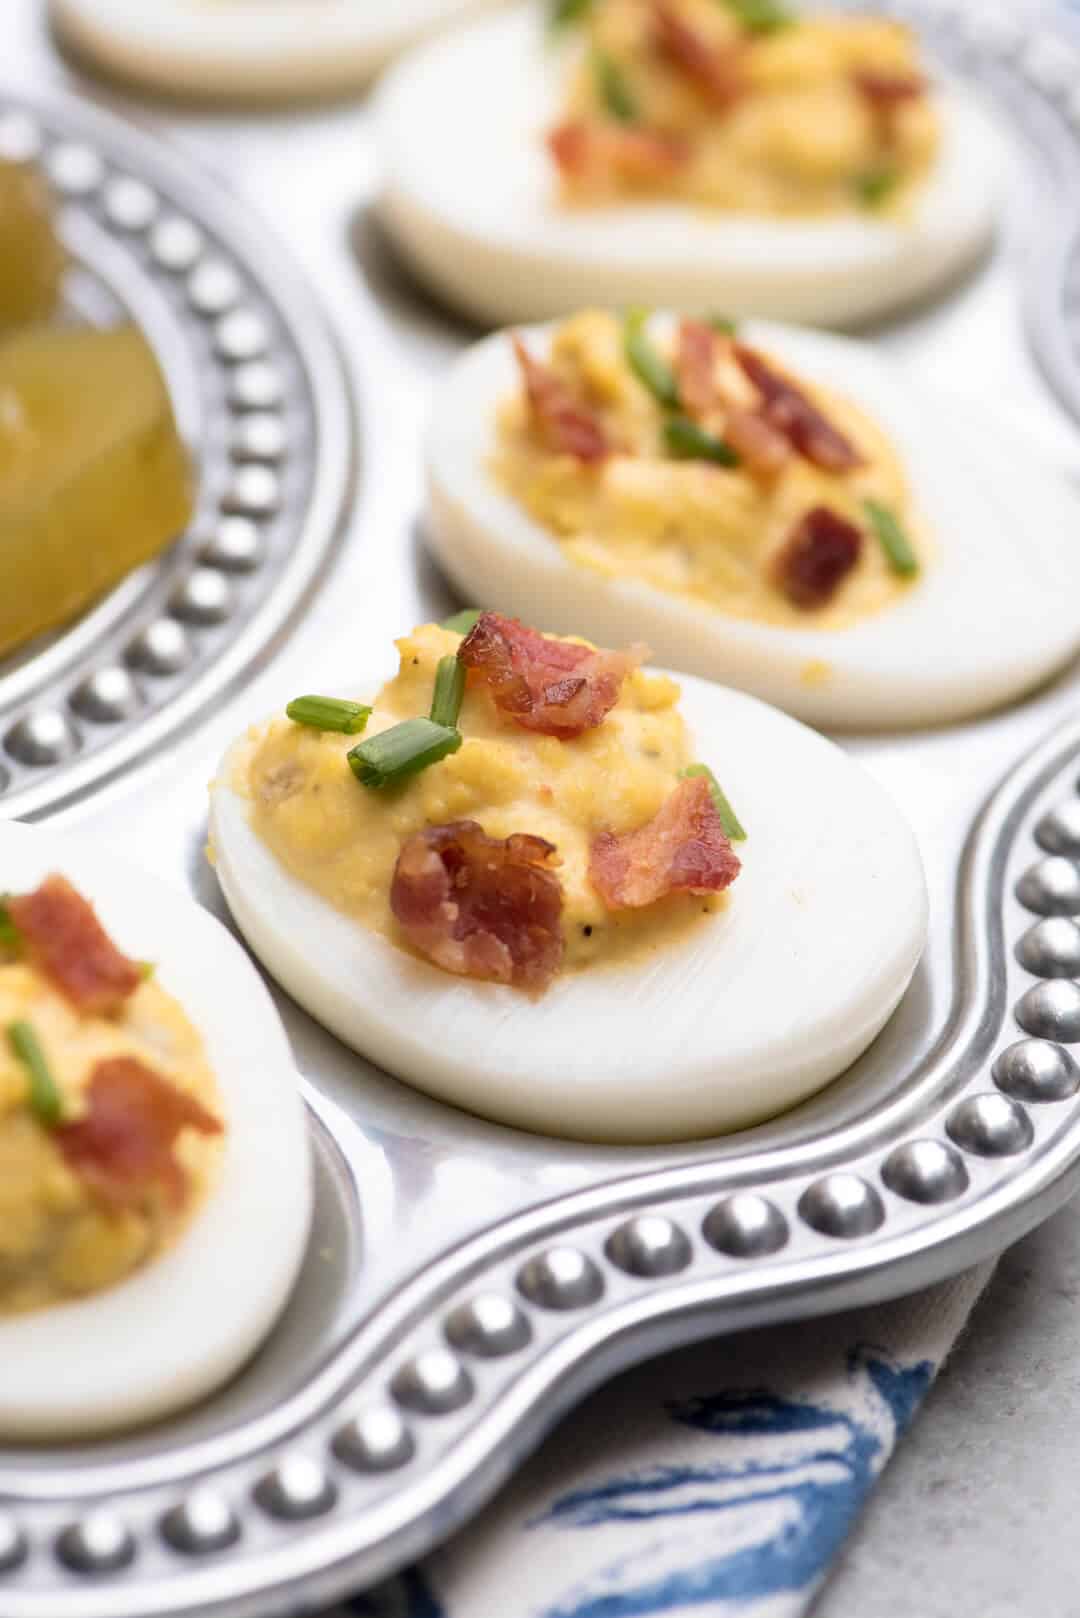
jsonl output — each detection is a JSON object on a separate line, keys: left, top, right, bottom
{"left": 8, "top": 1020, "right": 63, "bottom": 1127}
{"left": 718, "top": 0, "right": 794, "bottom": 35}
{"left": 854, "top": 164, "right": 899, "bottom": 208}
{"left": 441, "top": 608, "right": 483, "bottom": 636}
{"left": 348, "top": 718, "right": 462, "bottom": 789}
{"left": 139, "top": 960, "right": 155, "bottom": 982}
{"left": 591, "top": 48, "right": 639, "bottom": 124}
{"left": 286, "top": 696, "right": 372, "bottom": 735}
{"left": 0, "top": 900, "right": 20, "bottom": 952}
{"left": 430, "top": 655, "right": 467, "bottom": 728}
{"left": 682, "top": 763, "right": 747, "bottom": 841}
{"left": 550, "top": 0, "right": 593, "bottom": 25}
{"left": 664, "top": 416, "right": 740, "bottom": 468}
{"left": 624, "top": 308, "right": 681, "bottom": 409}
{"left": 864, "top": 498, "right": 919, "bottom": 577}
{"left": 708, "top": 314, "right": 739, "bottom": 336}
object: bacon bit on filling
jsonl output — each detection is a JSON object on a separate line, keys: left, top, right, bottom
{"left": 675, "top": 318, "right": 722, "bottom": 416}
{"left": 459, "top": 612, "right": 645, "bottom": 739}
{"left": 734, "top": 345, "right": 866, "bottom": 474}
{"left": 547, "top": 120, "right": 689, "bottom": 185}
{"left": 57, "top": 1056, "right": 222, "bottom": 1211}
{"left": 590, "top": 777, "right": 741, "bottom": 910}
{"left": 853, "top": 68, "right": 925, "bottom": 139}
{"left": 773, "top": 506, "right": 863, "bottom": 608}
{"left": 723, "top": 407, "right": 793, "bottom": 480}
{"left": 652, "top": 0, "right": 745, "bottom": 109}
{"left": 8, "top": 874, "right": 142, "bottom": 1017}
{"left": 391, "top": 822, "right": 564, "bottom": 992}
{"left": 512, "top": 334, "right": 610, "bottom": 465}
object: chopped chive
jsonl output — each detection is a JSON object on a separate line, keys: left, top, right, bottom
{"left": 430, "top": 655, "right": 467, "bottom": 728}
{"left": 718, "top": 0, "right": 794, "bottom": 34}
{"left": 139, "top": 960, "right": 155, "bottom": 982}
{"left": 664, "top": 415, "right": 740, "bottom": 468}
{"left": 0, "top": 899, "right": 20, "bottom": 951}
{"left": 591, "top": 48, "right": 639, "bottom": 124}
{"left": 8, "top": 1020, "right": 63, "bottom": 1127}
{"left": 441, "top": 608, "right": 483, "bottom": 635}
{"left": 854, "top": 164, "right": 899, "bottom": 208}
{"left": 681, "top": 763, "right": 747, "bottom": 841}
{"left": 708, "top": 314, "right": 739, "bottom": 336}
{"left": 348, "top": 718, "right": 462, "bottom": 789}
{"left": 624, "top": 308, "right": 681, "bottom": 409}
{"left": 864, "top": 498, "right": 919, "bottom": 577}
{"left": 550, "top": 0, "right": 593, "bottom": 24}
{"left": 286, "top": 696, "right": 372, "bottom": 735}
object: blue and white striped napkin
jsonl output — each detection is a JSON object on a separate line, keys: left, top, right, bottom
{"left": 325, "top": 1264, "right": 991, "bottom": 1618}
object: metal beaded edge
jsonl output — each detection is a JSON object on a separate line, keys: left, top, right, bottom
{"left": 0, "top": 89, "right": 355, "bottom": 820}
{"left": 3, "top": 6, "right": 1080, "bottom": 1614}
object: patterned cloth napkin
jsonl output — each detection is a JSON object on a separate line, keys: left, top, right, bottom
{"left": 324, "top": 1264, "right": 992, "bottom": 1617}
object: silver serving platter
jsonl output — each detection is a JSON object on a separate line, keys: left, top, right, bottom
{"left": 4, "top": 1, "right": 1080, "bottom": 1613}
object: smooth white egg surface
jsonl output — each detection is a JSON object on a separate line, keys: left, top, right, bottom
{"left": 426, "top": 318, "right": 1080, "bottom": 729}
{"left": 210, "top": 664, "right": 928, "bottom": 1143}
{"left": 374, "top": 4, "right": 1005, "bottom": 327}
{"left": 50, "top": 0, "right": 504, "bottom": 99}
{"left": 0, "top": 820, "right": 312, "bottom": 1440}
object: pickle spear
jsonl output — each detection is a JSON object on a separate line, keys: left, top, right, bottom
{"left": 0, "top": 324, "right": 193, "bottom": 660}
{"left": 0, "top": 161, "right": 65, "bottom": 331}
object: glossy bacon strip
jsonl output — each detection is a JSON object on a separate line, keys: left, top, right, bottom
{"left": 459, "top": 613, "right": 644, "bottom": 739}
{"left": 512, "top": 335, "right": 609, "bottom": 464}
{"left": 675, "top": 319, "right": 721, "bottom": 416}
{"left": 773, "top": 506, "right": 863, "bottom": 608}
{"left": 391, "top": 822, "right": 564, "bottom": 993}
{"left": 8, "top": 875, "right": 142, "bottom": 1017}
{"left": 723, "top": 407, "right": 793, "bottom": 479}
{"left": 57, "top": 1057, "right": 222, "bottom": 1211}
{"left": 652, "top": 0, "right": 745, "bottom": 108}
{"left": 547, "top": 119, "right": 688, "bottom": 185}
{"left": 734, "top": 345, "right": 865, "bottom": 473}
{"left": 590, "top": 777, "right": 741, "bottom": 909}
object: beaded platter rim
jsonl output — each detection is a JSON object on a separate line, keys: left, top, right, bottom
{"left": 0, "top": 82, "right": 355, "bottom": 820}
{"left": 5, "top": 3, "right": 1080, "bottom": 1614}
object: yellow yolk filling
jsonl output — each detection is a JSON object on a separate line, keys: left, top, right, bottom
{"left": 558, "top": 0, "right": 940, "bottom": 217}
{"left": 0, "top": 969, "right": 222, "bottom": 1316}
{"left": 494, "top": 310, "right": 928, "bottom": 630}
{"left": 240, "top": 622, "right": 726, "bottom": 976}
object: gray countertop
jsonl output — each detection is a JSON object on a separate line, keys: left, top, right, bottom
{"left": 6, "top": 0, "right": 1080, "bottom": 1611}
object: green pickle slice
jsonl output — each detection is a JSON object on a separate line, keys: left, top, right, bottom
{"left": 0, "top": 324, "right": 193, "bottom": 659}
{"left": 0, "top": 161, "right": 65, "bottom": 331}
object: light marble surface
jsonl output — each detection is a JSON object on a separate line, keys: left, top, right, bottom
{"left": 5, "top": 1, "right": 1080, "bottom": 1611}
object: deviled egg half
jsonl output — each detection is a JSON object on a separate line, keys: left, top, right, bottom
{"left": 374, "top": 0, "right": 1005, "bottom": 326}
{"left": 426, "top": 311, "right": 1080, "bottom": 729}
{"left": 50, "top": 0, "right": 504, "bottom": 100}
{"left": 210, "top": 614, "right": 927, "bottom": 1143}
{"left": 0, "top": 821, "right": 311, "bottom": 1439}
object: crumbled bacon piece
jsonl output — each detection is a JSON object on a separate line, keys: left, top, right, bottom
{"left": 8, "top": 875, "right": 142, "bottom": 1017}
{"left": 722, "top": 407, "right": 793, "bottom": 480}
{"left": 57, "top": 1057, "right": 222, "bottom": 1211}
{"left": 734, "top": 345, "right": 865, "bottom": 473}
{"left": 675, "top": 319, "right": 721, "bottom": 416}
{"left": 652, "top": 0, "right": 745, "bottom": 108}
{"left": 391, "top": 822, "right": 564, "bottom": 993}
{"left": 512, "top": 335, "right": 609, "bottom": 465}
{"left": 853, "top": 68, "right": 926, "bottom": 139}
{"left": 773, "top": 506, "right": 863, "bottom": 608}
{"left": 547, "top": 119, "right": 689, "bottom": 185}
{"left": 590, "top": 777, "right": 741, "bottom": 910}
{"left": 459, "top": 613, "right": 644, "bottom": 739}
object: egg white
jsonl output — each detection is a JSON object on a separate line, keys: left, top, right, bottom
{"left": 50, "top": 0, "right": 505, "bottom": 99}
{"left": 0, "top": 820, "right": 312, "bottom": 1440}
{"left": 210, "top": 666, "right": 927, "bottom": 1144}
{"left": 426, "top": 318, "right": 1080, "bottom": 729}
{"left": 374, "top": 3, "right": 1005, "bottom": 328}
